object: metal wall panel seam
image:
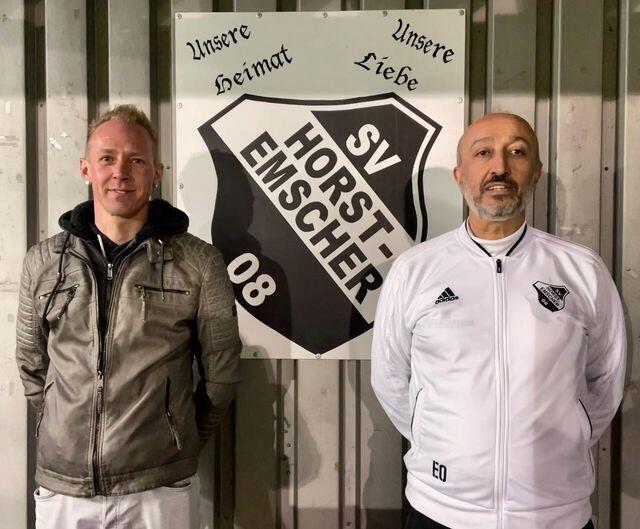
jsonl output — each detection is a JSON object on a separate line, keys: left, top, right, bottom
{"left": 360, "top": 0, "right": 405, "bottom": 10}
{"left": 484, "top": 0, "right": 493, "bottom": 110}
{"left": 29, "top": 2, "right": 48, "bottom": 523}
{"left": 297, "top": 0, "right": 341, "bottom": 13}
{"left": 341, "top": 360, "right": 358, "bottom": 528}
{"left": 359, "top": 361, "right": 403, "bottom": 528}
{"left": 234, "top": 0, "right": 278, "bottom": 12}
{"left": 593, "top": 3, "right": 621, "bottom": 524}
{"left": 552, "top": 1, "right": 608, "bottom": 521}
{"left": 149, "top": 0, "right": 164, "bottom": 200}
{"left": 278, "top": 359, "right": 297, "bottom": 529}
{"left": 0, "top": 2, "right": 28, "bottom": 528}
{"left": 220, "top": 405, "right": 236, "bottom": 528}
{"left": 107, "top": 0, "right": 151, "bottom": 115}
{"left": 551, "top": 0, "right": 604, "bottom": 251}
{"left": 486, "top": 0, "right": 537, "bottom": 120}
{"left": 598, "top": 0, "right": 619, "bottom": 271}
{"left": 88, "top": 0, "right": 110, "bottom": 121}
{"left": 43, "top": 0, "right": 89, "bottom": 239}
{"left": 216, "top": 0, "right": 236, "bottom": 12}
{"left": 533, "top": 0, "right": 552, "bottom": 232}
{"left": 485, "top": 0, "right": 537, "bottom": 223}
{"left": 468, "top": 0, "right": 486, "bottom": 121}
{"left": 233, "top": 361, "right": 279, "bottom": 529}
{"left": 618, "top": 1, "right": 640, "bottom": 527}
{"left": 295, "top": 359, "right": 341, "bottom": 529}
{"left": 547, "top": 0, "right": 561, "bottom": 234}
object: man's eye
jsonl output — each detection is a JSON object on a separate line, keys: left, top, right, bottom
{"left": 511, "top": 149, "right": 526, "bottom": 156}
{"left": 475, "top": 149, "right": 490, "bottom": 157}
{"left": 99, "top": 155, "right": 113, "bottom": 162}
{"left": 131, "top": 158, "right": 145, "bottom": 165}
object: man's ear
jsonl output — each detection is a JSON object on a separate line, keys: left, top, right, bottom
{"left": 80, "top": 158, "right": 90, "bottom": 182}
{"left": 453, "top": 166, "right": 464, "bottom": 189}
{"left": 154, "top": 162, "right": 164, "bottom": 186}
{"left": 533, "top": 160, "right": 542, "bottom": 186}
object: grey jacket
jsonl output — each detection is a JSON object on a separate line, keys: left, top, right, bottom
{"left": 16, "top": 204, "right": 241, "bottom": 497}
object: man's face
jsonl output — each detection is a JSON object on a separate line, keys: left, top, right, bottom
{"left": 453, "top": 114, "right": 542, "bottom": 221}
{"left": 80, "top": 119, "right": 161, "bottom": 222}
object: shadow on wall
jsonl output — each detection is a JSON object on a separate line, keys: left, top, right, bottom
{"left": 233, "top": 358, "right": 321, "bottom": 529}
{"left": 179, "top": 150, "right": 322, "bottom": 528}
{"left": 348, "top": 360, "right": 404, "bottom": 529}
{"left": 621, "top": 379, "right": 640, "bottom": 498}
{"left": 360, "top": 394, "right": 405, "bottom": 527}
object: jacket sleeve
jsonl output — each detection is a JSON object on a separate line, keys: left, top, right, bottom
{"left": 15, "top": 248, "right": 49, "bottom": 411}
{"left": 582, "top": 258, "right": 627, "bottom": 445}
{"left": 370, "top": 259, "right": 413, "bottom": 440}
{"left": 194, "top": 246, "right": 242, "bottom": 445}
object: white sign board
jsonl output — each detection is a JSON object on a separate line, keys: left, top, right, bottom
{"left": 174, "top": 10, "right": 465, "bottom": 359}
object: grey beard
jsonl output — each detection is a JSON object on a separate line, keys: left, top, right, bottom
{"left": 463, "top": 186, "right": 533, "bottom": 221}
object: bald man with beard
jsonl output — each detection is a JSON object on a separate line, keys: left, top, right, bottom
{"left": 371, "top": 113, "right": 626, "bottom": 529}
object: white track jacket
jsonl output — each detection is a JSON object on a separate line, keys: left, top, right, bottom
{"left": 371, "top": 223, "right": 626, "bottom": 529}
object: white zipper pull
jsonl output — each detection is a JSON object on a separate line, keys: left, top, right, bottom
{"left": 107, "top": 263, "right": 113, "bottom": 280}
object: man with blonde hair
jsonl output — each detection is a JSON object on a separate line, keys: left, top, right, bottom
{"left": 372, "top": 113, "right": 626, "bottom": 529}
{"left": 16, "top": 104, "right": 241, "bottom": 528}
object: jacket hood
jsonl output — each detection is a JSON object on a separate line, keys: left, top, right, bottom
{"left": 58, "top": 199, "right": 189, "bottom": 242}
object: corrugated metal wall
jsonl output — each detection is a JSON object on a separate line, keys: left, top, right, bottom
{"left": 1, "top": 1, "right": 638, "bottom": 528}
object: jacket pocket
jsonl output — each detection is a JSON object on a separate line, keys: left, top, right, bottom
{"left": 39, "top": 283, "right": 79, "bottom": 321}
{"left": 135, "top": 284, "right": 191, "bottom": 321}
{"left": 36, "top": 379, "right": 55, "bottom": 439}
{"left": 162, "top": 476, "right": 194, "bottom": 491}
{"left": 410, "top": 387, "right": 424, "bottom": 451}
{"left": 577, "top": 398, "right": 595, "bottom": 475}
{"left": 33, "top": 486, "right": 57, "bottom": 501}
{"left": 164, "top": 378, "right": 183, "bottom": 451}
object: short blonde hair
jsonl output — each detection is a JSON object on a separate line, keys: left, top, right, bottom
{"left": 86, "top": 105, "right": 158, "bottom": 160}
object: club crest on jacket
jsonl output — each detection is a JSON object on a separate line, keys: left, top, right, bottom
{"left": 533, "top": 281, "right": 569, "bottom": 312}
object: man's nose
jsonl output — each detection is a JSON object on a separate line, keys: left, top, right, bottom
{"left": 490, "top": 151, "right": 509, "bottom": 176}
{"left": 112, "top": 159, "right": 130, "bottom": 178}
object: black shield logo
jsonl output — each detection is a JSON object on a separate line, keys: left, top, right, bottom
{"left": 533, "top": 281, "right": 570, "bottom": 312}
{"left": 199, "top": 93, "right": 441, "bottom": 355}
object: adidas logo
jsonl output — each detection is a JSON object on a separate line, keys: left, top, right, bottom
{"left": 435, "top": 287, "right": 459, "bottom": 304}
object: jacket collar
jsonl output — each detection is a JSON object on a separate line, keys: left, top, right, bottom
{"left": 456, "top": 220, "right": 532, "bottom": 259}
{"left": 53, "top": 232, "right": 175, "bottom": 264}
{"left": 56, "top": 199, "right": 187, "bottom": 263}
{"left": 146, "top": 238, "right": 174, "bottom": 264}
{"left": 58, "top": 199, "right": 189, "bottom": 243}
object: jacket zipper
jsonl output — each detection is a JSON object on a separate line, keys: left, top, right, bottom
{"left": 134, "top": 284, "right": 190, "bottom": 295}
{"left": 134, "top": 285, "right": 190, "bottom": 322}
{"left": 68, "top": 249, "right": 103, "bottom": 493}
{"left": 495, "top": 257, "right": 507, "bottom": 529}
{"left": 38, "top": 283, "right": 80, "bottom": 299}
{"left": 69, "top": 243, "right": 146, "bottom": 494}
{"left": 39, "top": 283, "right": 80, "bottom": 321}
{"left": 57, "top": 284, "right": 79, "bottom": 319}
{"left": 465, "top": 223, "right": 526, "bottom": 526}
